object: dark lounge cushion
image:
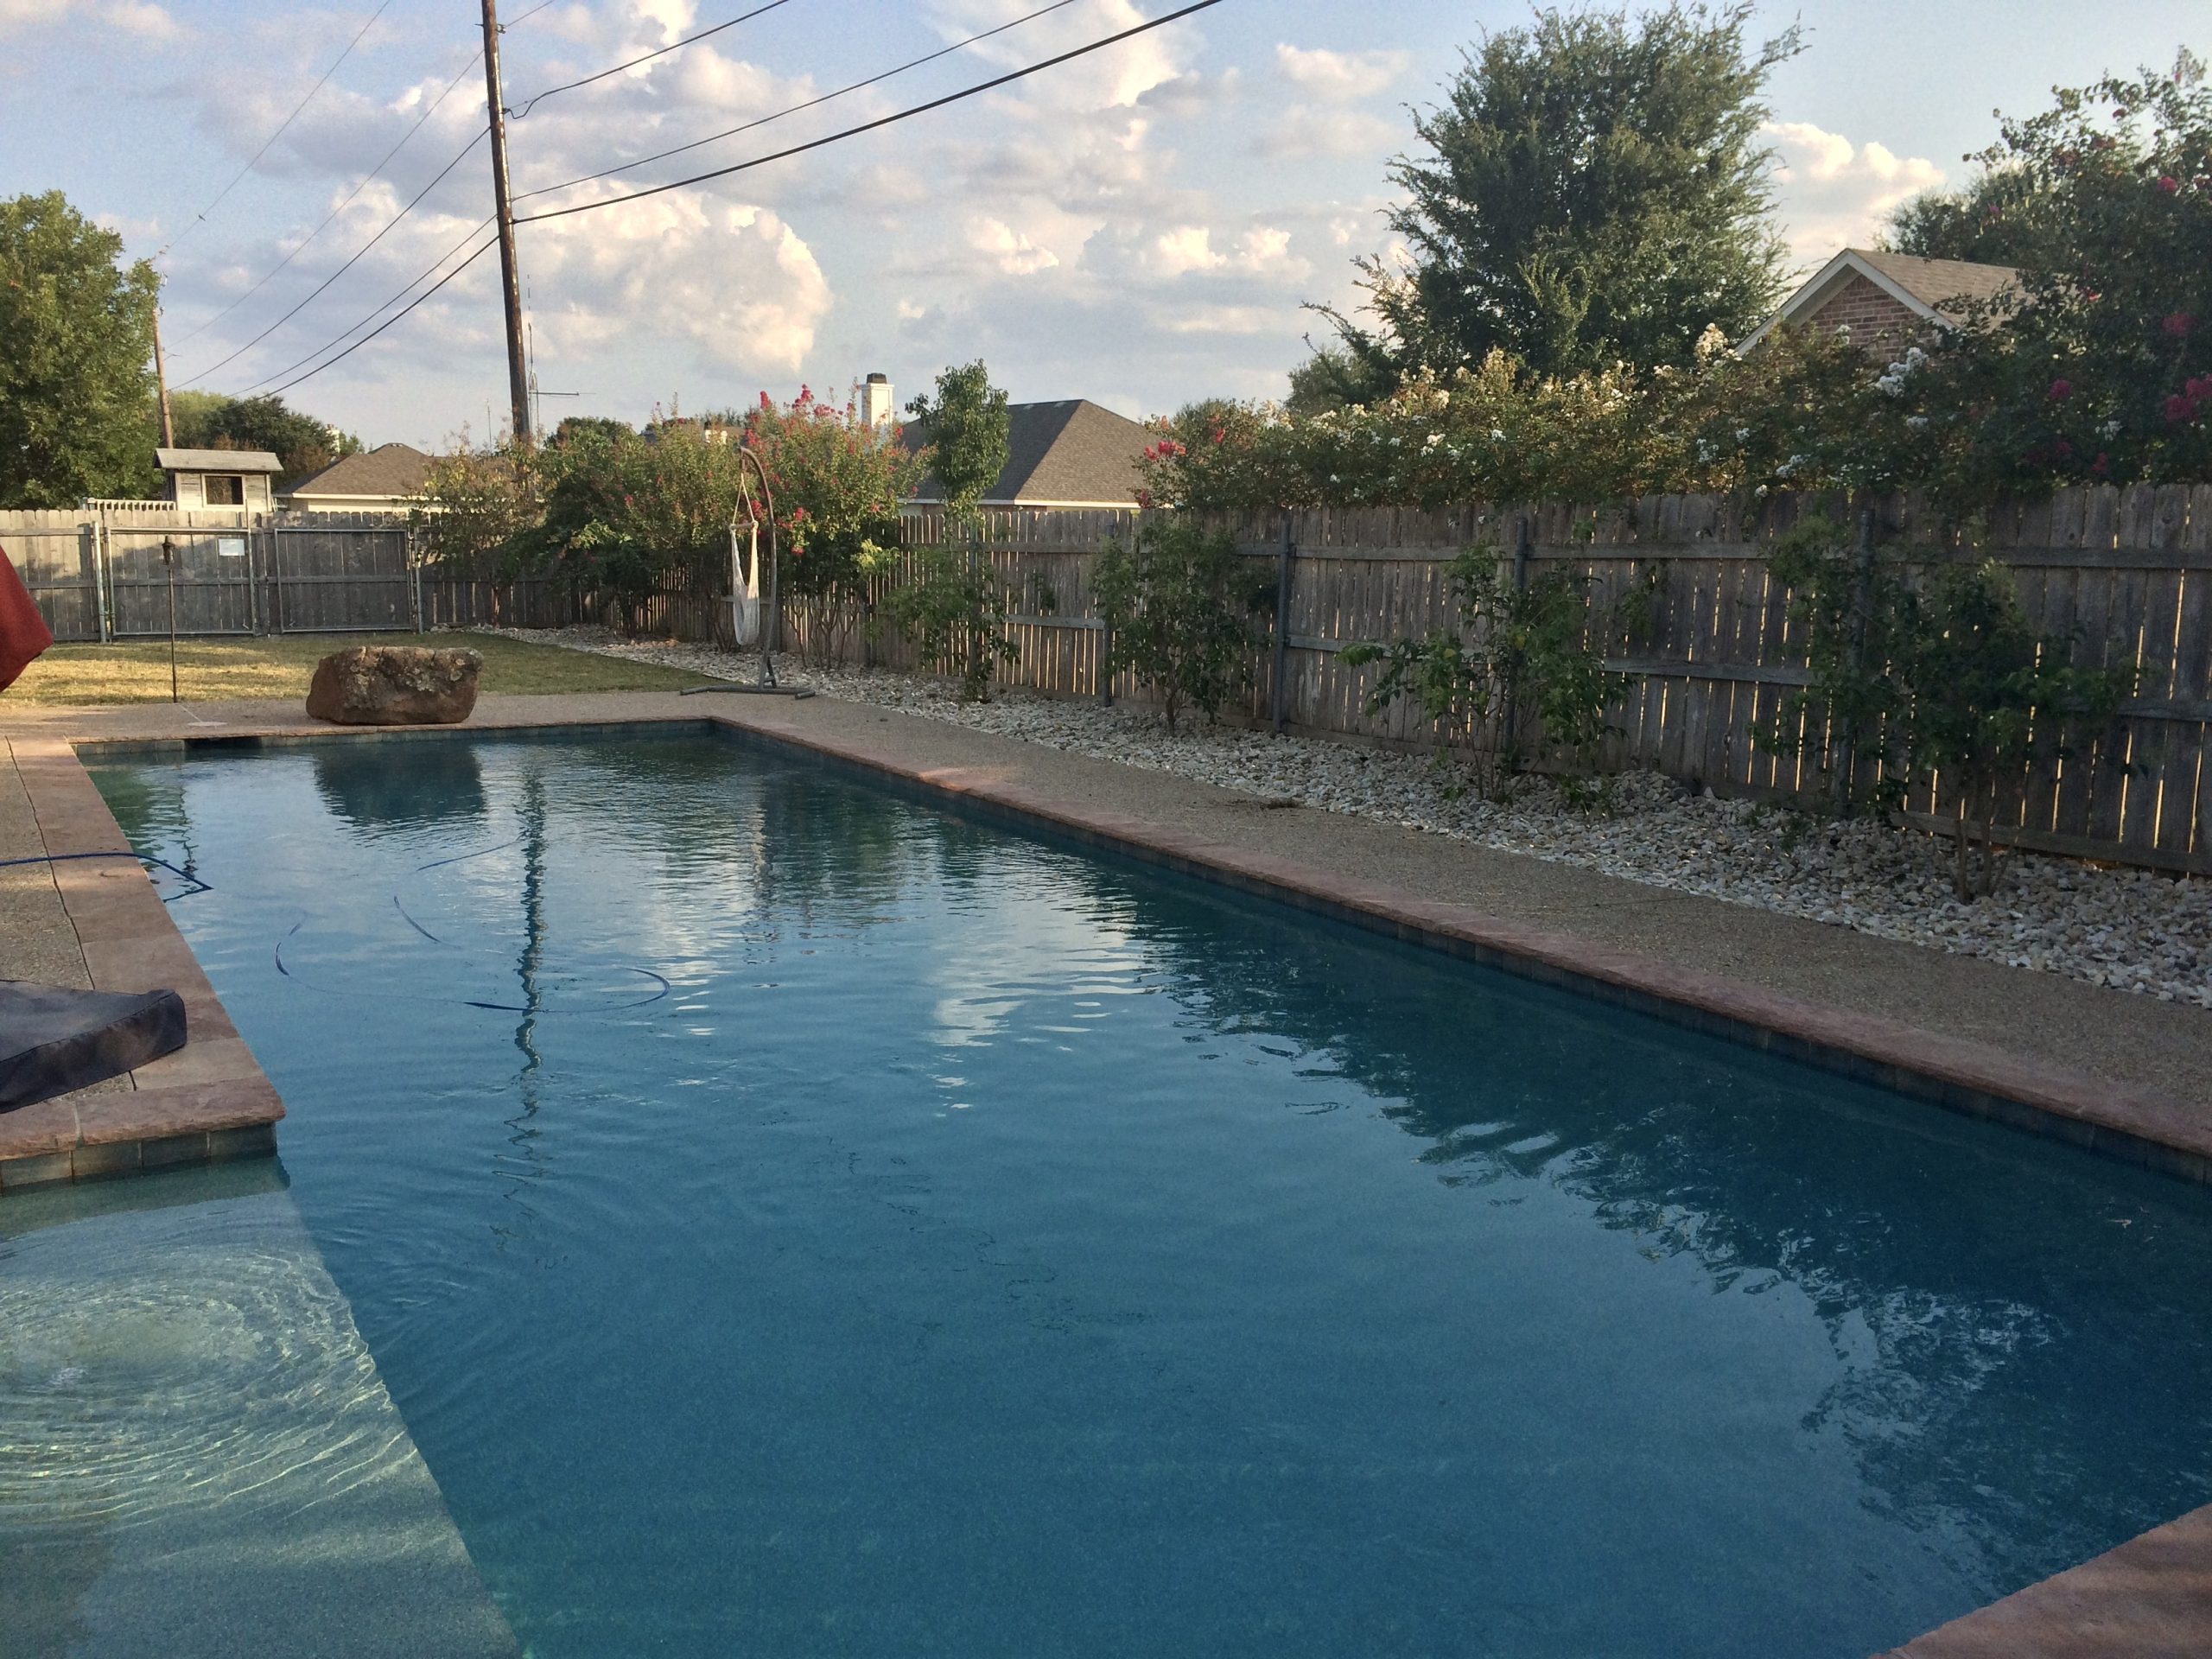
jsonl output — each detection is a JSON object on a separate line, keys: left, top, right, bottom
{"left": 0, "top": 980, "right": 188, "bottom": 1111}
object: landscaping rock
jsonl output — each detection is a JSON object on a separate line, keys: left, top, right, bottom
{"left": 306, "top": 645, "right": 481, "bottom": 725}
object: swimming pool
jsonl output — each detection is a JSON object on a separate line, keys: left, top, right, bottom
{"left": 39, "top": 728, "right": 2212, "bottom": 1654}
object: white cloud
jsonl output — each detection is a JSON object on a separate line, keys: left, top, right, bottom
{"left": 0, "top": 0, "right": 176, "bottom": 37}
{"left": 1151, "top": 226, "right": 1223, "bottom": 276}
{"left": 527, "top": 194, "right": 831, "bottom": 373}
{"left": 969, "top": 216, "right": 1060, "bottom": 276}
{"left": 1764, "top": 119, "right": 1947, "bottom": 268}
{"left": 1251, "top": 107, "right": 1399, "bottom": 162}
{"left": 1274, "top": 44, "right": 1408, "bottom": 102}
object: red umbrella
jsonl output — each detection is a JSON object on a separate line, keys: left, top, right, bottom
{"left": 0, "top": 542, "right": 55, "bottom": 690}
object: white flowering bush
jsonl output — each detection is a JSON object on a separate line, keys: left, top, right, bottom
{"left": 1140, "top": 327, "right": 1925, "bottom": 512}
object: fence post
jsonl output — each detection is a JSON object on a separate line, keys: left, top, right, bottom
{"left": 1270, "top": 511, "right": 1297, "bottom": 734}
{"left": 1831, "top": 505, "right": 1878, "bottom": 817}
{"left": 92, "top": 509, "right": 111, "bottom": 643}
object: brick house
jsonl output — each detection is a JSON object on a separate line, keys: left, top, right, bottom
{"left": 1738, "top": 248, "right": 2023, "bottom": 357}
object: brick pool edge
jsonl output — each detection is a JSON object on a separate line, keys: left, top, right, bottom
{"left": 0, "top": 736, "right": 283, "bottom": 1192}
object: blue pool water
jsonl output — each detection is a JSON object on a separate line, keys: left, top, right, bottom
{"left": 66, "top": 730, "right": 2212, "bottom": 1656}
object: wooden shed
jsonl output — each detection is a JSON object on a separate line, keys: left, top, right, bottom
{"left": 155, "top": 448, "right": 284, "bottom": 516}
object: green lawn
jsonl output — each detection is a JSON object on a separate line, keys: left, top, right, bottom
{"left": 4, "top": 632, "right": 714, "bottom": 705}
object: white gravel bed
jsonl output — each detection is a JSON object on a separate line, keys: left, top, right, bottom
{"left": 480, "top": 626, "right": 2212, "bottom": 1009}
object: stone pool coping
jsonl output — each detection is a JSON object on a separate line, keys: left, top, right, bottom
{"left": 0, "top": 734, "right": 281, "bottom": 1191}
{"left": 4, "top": 692, "right": 2211, "bottom": 1655}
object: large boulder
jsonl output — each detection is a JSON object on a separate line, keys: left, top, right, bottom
{"left": 306, "top": 645, "right": 482, "bottom": 726}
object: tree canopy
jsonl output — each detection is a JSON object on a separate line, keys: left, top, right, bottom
{"left": 1308, "top": 3, "right": 1798, "bottom": 397}
{"left": 906, "top": 360, "right": 1010, "bottom": 519}
{"left": 0, "top": 190, "right": 160, "bottom": 506}
{"left": 168, "top": 390, "right": 362, "bottom": 480}
{"left": 1885, "top": 52, "right": 2212, "bottom": 489}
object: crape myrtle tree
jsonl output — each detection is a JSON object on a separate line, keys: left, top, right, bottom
{"left": 1882, "top": 52, "right": 2212, "bottom": 492}
{"left": 736, "top": 385, "right": 926, "bottom": 662}
{"left": 0, "top": 191, "right": 160, "bottom": 506}
{"left": 887, "top": 361, "right": 1014, "bottom": 698}
{"left": 1306, "top": 3, "right": 1800, "bottom": 399}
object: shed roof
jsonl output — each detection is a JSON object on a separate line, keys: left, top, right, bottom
{"left": 156, "top": 447, "right": 285, "bottom": 474}
{"left": 1738, "top": 248, "right": 2025, "bottom": 351}
{"left": 906, "top": 399, "right": 1147, "bottom": 506}
{"left": 285, "top": 442, "right": 435, "bottom": 499}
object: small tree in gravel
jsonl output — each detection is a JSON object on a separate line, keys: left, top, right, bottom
{"left": 1344, "top": 547, "right": 1641, "bottom": 799}
{"left": 1767, "top": 520, "right": 2129, "bottom": 899}
{"left": 1094, "top": 516, "right": 1272, "bottom": 731}
{"left": 889, "top": 362, "right": 1014, "bottom": 698}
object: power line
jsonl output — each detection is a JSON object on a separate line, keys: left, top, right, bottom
{"left": 269, "top": 238, "right": 502, "bottom": 397}
{"left": 509, "top": 0, "right": 798, "bottom": 119}
{"left": 242, "top": 219, "right": 494, "bottom": 395}
{"left": 253, "top": 0, "right": 1229, "bottom": 394}
{"left": 178, "top": 127, "right": 490, "bottom": 386}
{"left": 500, "top": 0, "right": 561, "bottom": 26}
{"left": 164, "top": 0, "right": 397, "bottom": 255}
{"left": 174, "top": 48, "right": 487, "bottom": 349}
{"left": 513, "top": 0, "right": 1079, "bottom": 204}
{"left": 514, "top": 0, "right": 1224, "bottom": 226}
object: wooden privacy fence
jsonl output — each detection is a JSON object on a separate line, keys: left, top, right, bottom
{"left": 796, "top": 492, "right": 2212, "bottom": 875}
{"left": 0, "top": 508, "right": 585, "bottom": 640}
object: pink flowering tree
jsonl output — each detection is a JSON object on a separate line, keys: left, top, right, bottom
{"left": 735, "top": 385, "right": 926, "bottom": 662}
{"left": 1889, "top": 53, "right": 2212, "bottom": 491}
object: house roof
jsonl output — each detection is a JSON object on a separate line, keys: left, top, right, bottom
{"left": 284, "top": 442, "right": 435, "bottom": 500}
{"left": 156, "top": 447, "right": 285, "bottom": 474}
{"left": 1738, "top": 247, "right": 2024, "bottom": 351}
{"left": 905, "top": 399, "right": 1147, "bottom": 506}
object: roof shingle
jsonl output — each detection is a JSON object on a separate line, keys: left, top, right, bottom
{"left": 285, "top": 442, "right": 435, "bottom": 500}
{"left": 905, "top": 399, "right": 1147, "bottom": 505}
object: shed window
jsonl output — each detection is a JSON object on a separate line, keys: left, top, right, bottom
{"left": 204, "top": 474, "right": 245, "bottom": 505}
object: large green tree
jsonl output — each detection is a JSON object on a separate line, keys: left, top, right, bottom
{"left": 1309, "top": 3, "right": 1798, "bottom": 396}
{"left": 168, "top": 390, "right": 362, "bottom": 480}
{"left": 0, "top": 191, "right": 160, "bottom": 506}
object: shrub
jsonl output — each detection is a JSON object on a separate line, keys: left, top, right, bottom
{"left": 880, "top": 542, "right": 1014, "bottom": 700}
{"left": 1344, "top": 548, "right": 1648, "bottom": 798}
{"left": 1767, "top": 518, "right": 2130, "bottom": 898}
{"left": 1093, "top": 517, "right": 1272, "bottom": 730}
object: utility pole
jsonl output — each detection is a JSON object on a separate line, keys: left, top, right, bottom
{"left": 151, "top": 306, "right": 175, "bottom": 448}
{"left": 480, "top": 0, "right": 531, "bottom": 448}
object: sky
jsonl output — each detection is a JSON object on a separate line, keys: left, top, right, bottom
{"left": 0, "top": 0, "right": 2204, "bottom": 448}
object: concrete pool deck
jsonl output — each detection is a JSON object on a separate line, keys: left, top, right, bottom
{"left": 3, "top": 685, "right": 2210, "bottom": 1656}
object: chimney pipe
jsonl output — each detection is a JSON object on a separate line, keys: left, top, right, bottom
{"left": 863, "top": 372, "right": 894, "bottom": 429}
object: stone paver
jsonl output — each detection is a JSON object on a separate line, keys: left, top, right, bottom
{"left": 1883, "top": 1502, "right": 2212, "bottom": 1658}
